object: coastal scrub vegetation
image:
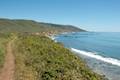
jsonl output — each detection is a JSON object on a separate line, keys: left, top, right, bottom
{"left": 0, "top": 18, "right": 107, "bottom": 80}
{"left": 14, "top": 34, "right": 107, "bottom": 80}
{"left": 0, "top": 33, "right": 10, "bottom": 68}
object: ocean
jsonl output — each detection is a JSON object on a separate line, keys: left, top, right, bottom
{"left": 55, "top": 32, "right": 120, "bottom": 80}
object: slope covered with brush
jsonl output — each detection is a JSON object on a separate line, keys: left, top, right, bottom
{"left": 13, "top": 34, "right": 107, "bottom": 80}
{"left": 0, "top": 18, "right": 85, "bottom": 33}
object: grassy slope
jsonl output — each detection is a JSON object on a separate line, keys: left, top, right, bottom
{"left": 0, "top": 18, "right": 85, "bottom": 33}
{"left": 14, "top": 34, "right": 106, "bottom": 80}
{"left": 0, "top": 34, "right": 10, "bottom": 68}
{"left": 0, "top": 18, "right": 107, "bottom": 80}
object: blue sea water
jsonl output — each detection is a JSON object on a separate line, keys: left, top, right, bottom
{"left": 55, "top": 32, "right": 120, "bottom": 80}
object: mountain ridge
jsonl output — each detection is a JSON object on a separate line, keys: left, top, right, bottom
{"left": 0, "top": 18, "right": 86, "bottom": 33}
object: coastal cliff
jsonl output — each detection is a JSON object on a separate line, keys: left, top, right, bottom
{"left": 0, "top": 18, "right": 107, "bottom": 80}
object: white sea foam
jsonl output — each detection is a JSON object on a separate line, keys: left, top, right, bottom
{"left": 51, "top": 36, "right": 55, "bottom": 40}
{"left": 48, "top": 36, "right": 57, "bottom": 42}
{"left": 71, "top": 48, "right": 120, "bottom": 67}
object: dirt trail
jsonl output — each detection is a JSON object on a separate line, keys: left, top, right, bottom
{"left": 0, "top": 39, "right": 15, "bottom": 80}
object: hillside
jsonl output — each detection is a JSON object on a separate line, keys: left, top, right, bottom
{"left": 0, "top": 18, "right": 108, "bottom": 80}
{"left": 0, "top": 18, "right": 85, "bottom": 33}
{"left": 13, "top": 34, "right": 106, "bottom": 80}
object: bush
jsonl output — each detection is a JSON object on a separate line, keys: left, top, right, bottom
{"left": 14, "top": 34, "right": 106, "bottom": 80}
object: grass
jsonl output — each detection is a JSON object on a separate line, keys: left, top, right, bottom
{"left": 0, "top": 18, "right": 106, "bottom": 80}
{"left": 0, "top": 33, "right": 10, "bottom": 69}
{"left": 14, "top": 34, "right": 107, "bottom": 80}
{"left": 0, "top": 18, "right": 85, "bottom": 33}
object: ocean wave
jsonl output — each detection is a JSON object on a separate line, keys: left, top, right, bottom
{"left": 49, "top": 36, "right": 57, "bottom": 42}
{"left": 51, "top": 36, "right": 55, "bottom": 40}
{"left": 71, "top": 48, "right": 120, "bottom": 67}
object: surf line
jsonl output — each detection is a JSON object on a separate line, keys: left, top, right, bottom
{"left": 71, "top": 48, "right": 120, "bottom": 67}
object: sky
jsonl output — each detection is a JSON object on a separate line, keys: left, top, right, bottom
{"left": 0, "top": 0, "right": 120, "bottom": 32}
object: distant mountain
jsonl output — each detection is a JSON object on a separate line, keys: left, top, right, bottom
{"left": 0, "top": 18, "right": 86, "bottom": 33}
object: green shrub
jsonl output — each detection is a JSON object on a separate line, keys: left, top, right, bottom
{"left": 14, "top": 34, "right": 106, "bottom": 80}
{"left": 0, "top": 33, "right": 10, "bottom": 69}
